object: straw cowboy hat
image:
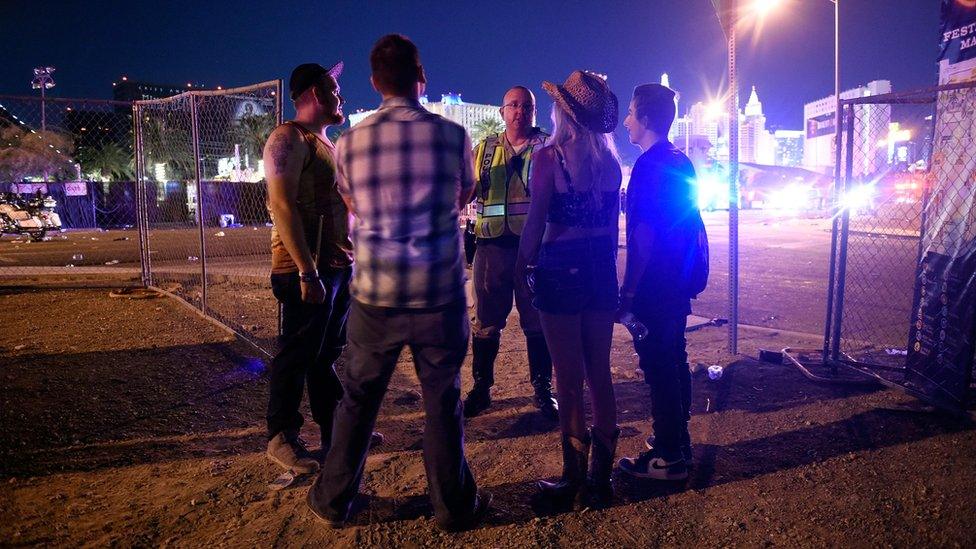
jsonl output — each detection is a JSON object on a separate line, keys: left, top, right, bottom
{"left": 542, "top": 70, "right": 618, "bottom": 134}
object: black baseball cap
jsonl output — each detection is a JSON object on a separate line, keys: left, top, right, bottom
{"left": 289, "top": 61, "right": 343, "bottom": 101}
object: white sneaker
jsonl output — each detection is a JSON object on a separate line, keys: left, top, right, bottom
{"left": 267, "top": 431, "right": 319, "bottom": 474}
{"left": 618, "top": 448, "right": 688, "bottom": 481}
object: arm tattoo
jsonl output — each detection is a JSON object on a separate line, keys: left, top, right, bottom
{"left": 269, "top": 132, "right": 294, "bottom": 174}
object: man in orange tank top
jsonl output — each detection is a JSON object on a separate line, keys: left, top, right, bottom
{"left": 263, "top": 62, "right": 379, "bottom": 474}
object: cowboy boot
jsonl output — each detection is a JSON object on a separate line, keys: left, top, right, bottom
{"left": 463, "top": 336, "right": 499, "bottom": 418}
{"left": 526, "top": 334, "right": 558, "bottom": 421}
{"left": 588, "top": 426, "right": 620, "bottom": 508}
{"left": 538, "top": 433, "right": 590, "bottom": 509}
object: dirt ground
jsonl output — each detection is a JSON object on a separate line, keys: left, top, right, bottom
{"left": 1, "top": 284, "right": 975, "bottom": 547}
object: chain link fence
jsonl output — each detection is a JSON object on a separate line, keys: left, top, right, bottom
{"left": 826, "top": 81, "right": 976, "bottom": 411}
{"left": 0, "top": 95, "right": 142, "bottom": 282}
{"left": 135, "top": 81, "right": 282, "bottom": 352}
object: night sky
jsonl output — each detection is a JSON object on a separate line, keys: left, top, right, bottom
{"left": 3, "top": 0, "right": 939, "bottom": 159}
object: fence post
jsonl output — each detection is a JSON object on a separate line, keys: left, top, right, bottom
{"left": 829, "top": 104, "right": 857, "bottom": 367}
{"left": 275, "top": 80, "right": 283, "bottom": 125}
{"left": 276, "top": 79, "right": 284, "bottom": 338}
{"left": 189, "top": 94, "right": 208, "bottom": 314}
{"left": 133, "top": 103, "right": 151, "bottom": 287}
{"left": 822, "top": 100, "right": 846, "bottom": 365}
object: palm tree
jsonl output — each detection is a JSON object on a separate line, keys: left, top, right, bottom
{"left": 140, "top": 115, "right": 194, "bottom": 182}
{"left": 232, "top": 112, "right": 277, "bottom": 161}
{"left": 78, "top": 142, "right": 135, "bottom": 181}
{"left": 470, "top": 117, "right": 506, "bottom": 143}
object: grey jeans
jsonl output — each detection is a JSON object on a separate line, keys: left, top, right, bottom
{"left": 309, "top": 298, "right": 479, "bottom": 529}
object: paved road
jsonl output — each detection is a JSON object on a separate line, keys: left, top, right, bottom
{"left": 1, "top": 210, "right": 918, "bottom": 347}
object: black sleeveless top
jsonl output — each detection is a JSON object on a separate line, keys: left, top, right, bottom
{"left": 546, "top": 147, "right": 618, "bottom": 228}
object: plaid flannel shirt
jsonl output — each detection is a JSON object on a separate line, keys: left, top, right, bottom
{"left": 336, "top": 97, "right": 475, "bottom": 308}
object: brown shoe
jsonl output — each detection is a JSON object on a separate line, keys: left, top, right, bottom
{"left": 306, "top": 486, "right": 345, "bottom": 529}
{"left": 267, "top": 431, "right": 319, "bottom": 474}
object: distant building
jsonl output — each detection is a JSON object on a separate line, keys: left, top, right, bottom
{"left": 683, "top": 100, "right": 727, "bottom": 160}
{"left": 740, "top": 86, "right": 774, "bottom": 164}
{"left": 63, "top": 108, "right": 131, "bottom": 160}
{"left": 802, "top": 80, "right": 891, "bottom": 176}
{"left": 348, "top": 93, "right": 503, "bottom": 137}
{"left": 669, "top": 85, "right": 781, "bottom": 165}
{"left": 773, "top": 130, "right": 804, "bottom": 167}
{"left": 112, "top": 77, "right": 206, "bottom": 102}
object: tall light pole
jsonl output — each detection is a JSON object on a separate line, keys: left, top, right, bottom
{"left": 31, "top": 66, "right": 56, "bottom": 132}
{"left": 725, "top": 0, "right": 741, "bottom": 356}
{"left": 710, "top": 0, "right": 839, "bottom": 356}
{"left": 711, "top": 0, "right": 782, "bottom": 355}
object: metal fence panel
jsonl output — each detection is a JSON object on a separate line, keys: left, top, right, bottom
{"left": 134, "top": 81, "right": 281, "bottom": 353}
{"left": 0, "top": 95, "right": 141, "bottom": 284}
{"left": 836, "top": 97, "right": 932, "bottom": 361}
{"left": 827, "top": 82, "right": 976, "bottom": 410}
{"left": 194, "top": 83, "right": 281, "bottom": 349}
{"left": 136, "top": 93, "right": 204, "bottom": 307}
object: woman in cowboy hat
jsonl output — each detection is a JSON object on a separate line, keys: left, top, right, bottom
{"left": 516, "top": 70, "right": 622, "bottom": 509}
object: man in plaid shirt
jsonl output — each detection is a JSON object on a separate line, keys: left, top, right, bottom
{"left": 306, "top": 34, "right": 489, "bottom": 532}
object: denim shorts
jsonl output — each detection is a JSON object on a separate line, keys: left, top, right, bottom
{"left": 531, "top": 236, "right": 618, "bottom": 315}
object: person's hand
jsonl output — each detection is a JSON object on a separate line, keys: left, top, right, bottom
{"left": 301, "top": 278, "right": 327, "bottom": 304}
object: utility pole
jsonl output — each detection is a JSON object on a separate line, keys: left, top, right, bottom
{"left": 32, "top": 67, "right": 56, "bottom": 182}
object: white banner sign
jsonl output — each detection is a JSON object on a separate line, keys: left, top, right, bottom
{"left": 64, "top": 182, "right": 88, "bottom": 196}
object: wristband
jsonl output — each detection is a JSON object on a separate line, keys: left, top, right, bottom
{"left": 299, "top": 270, "right": 319, "bottom": 283}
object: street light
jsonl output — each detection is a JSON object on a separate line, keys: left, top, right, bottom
{"left": 752, "top": 0, "right": 784, "bottom": 16}
{"left": 711, "top": 0, "right": 839, "bottom": 356}
{"left": 31, "top": 66, "right": 56, "bottom": 133}
{"left": 711, "top": 0, "right": 782, "bottom": 355}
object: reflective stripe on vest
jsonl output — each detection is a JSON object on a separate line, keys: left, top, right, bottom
{"left": 482, "top": 204, "right": 506, "bottom": 217}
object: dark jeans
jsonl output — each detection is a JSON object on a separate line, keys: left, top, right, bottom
{"left": 310, "top": 298, "right": 478, "bottom": 529}
{"left": 633, "top": 304, "right": 692, "bottom": 456}
{"left": 266, "top": 267, "right": 352, "bottom": 442}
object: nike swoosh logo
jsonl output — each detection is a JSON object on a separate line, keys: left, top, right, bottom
{"left": 651, "top": 459, "right": 679, "bottom": 470}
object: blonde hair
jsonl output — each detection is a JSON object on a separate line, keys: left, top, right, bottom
{"left": 548, "top": 104, "right": 620, "bottom": 197}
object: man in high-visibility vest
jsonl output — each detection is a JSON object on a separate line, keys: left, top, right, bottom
{"left": 463, "top": 86, "right": 557, "bottom": 420}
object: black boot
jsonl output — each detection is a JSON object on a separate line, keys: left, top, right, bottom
{"left": 587, "top": 426, "right": 619, "bottom": 508}
{"left": 526, "top": 334, "right": 558, "bottom": 421}
{"left": 463, "top": 336, "right": 499, "bottom": 418}
{"left": 538, "top": 433, "right": 590, "bottom": 509}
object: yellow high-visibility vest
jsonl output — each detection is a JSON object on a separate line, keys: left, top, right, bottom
{"left": 472, "top": 128, "right": 549, "bottom": 238}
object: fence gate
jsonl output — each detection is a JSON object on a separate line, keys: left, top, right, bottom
{"left": 824, "top": 82, "right": 976, "bottom": 412}
{"left": 134, "top": 80, "right": 282, "bottom": 353}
